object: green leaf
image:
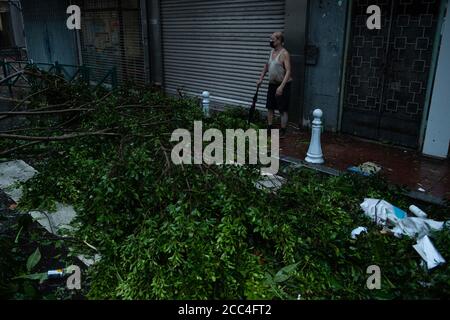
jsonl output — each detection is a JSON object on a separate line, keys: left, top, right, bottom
{"left": 14, "top": 272, "right": 48, "bottom": 284}
{"left": 274, "top": 263, "right": 299, "bottom": 283}
{"left": 26, "top": 248, "right": 41, "bottom": 272}
{"left": 23, "top": 281, "right": 37, "bottom": 299}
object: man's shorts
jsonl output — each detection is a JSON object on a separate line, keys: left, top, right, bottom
{"left": 266, "top": 82, "right": 291, "bottom": 112}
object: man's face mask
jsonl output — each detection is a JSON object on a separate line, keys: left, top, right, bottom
{"left": 270, "top": 39, "right": 275, "bottom": 48}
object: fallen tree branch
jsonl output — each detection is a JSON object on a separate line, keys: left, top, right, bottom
{"left": 116, "top": 104, "right": 164, "bottom": 110}
{"left": 0, "top": 108, "right": 94, "bottom": 116}
{"left": 0, "top": 70, "right": 25, "bottom": 85}
{"left": 0, "top": 130, "right": 120, "bottom": 142}
{"left": 0, "top": 99, "right": 71, "bottom": 111}
{"left": 0, "top": 88, "right": 50, "bottom": 121}
{"left": 0, "top": 141, "right": 42, "bottom": 156}
{"left": 0, "top": 96, "right": 31, "bottom": 104}
{"left": 12, "top": 87, "right": 50, "bottom": 110}
{"left": 79, "top": 91, "right": 113, "bottom": 109}
{"left": 24, "top": 69, "right": 66, "bottom": 82}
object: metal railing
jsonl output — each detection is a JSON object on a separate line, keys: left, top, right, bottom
{"left": 0, "top": 60, "right": 118, "bottom": 96}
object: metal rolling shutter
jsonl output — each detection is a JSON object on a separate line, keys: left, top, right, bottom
{"left": 160, "top": 0, "right": 286, "bottom": 109}
{"left": 79, "top": 0, "right": 145, "bottom": 85}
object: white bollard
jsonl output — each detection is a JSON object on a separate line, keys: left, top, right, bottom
{"left": 202, "top": 91, "right": 210, "bottom": 117}
{"left": 305, "top": 109, "right": 325, "bottom": 164}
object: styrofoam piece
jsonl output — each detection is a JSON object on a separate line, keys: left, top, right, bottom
{"left": 77, "top": 254, "right": 102, "bottom": 267}
{"left": 255, "top": 174, "right": 286, "bottom": 191}
{"left": 0, "top": 160, "right": 37, "bottom": 202}
{"left": 29, "top": 203, "right": 77, "bottom": 236}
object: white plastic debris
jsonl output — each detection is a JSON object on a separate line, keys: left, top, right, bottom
{"left": 392, "top": 217, "right": 444, "bottom": 239}
{"left": 351, "top": 227, "right": 368, "bottom": 239}
{"left": 360, "top": 198, "right": 407, "bottom": 226}
{"left": 0, "top": 160, "right": 38, "bottom": 202}
{"left": 409, "top": 205, "right": 428, "bottom": 218}
{"left": 361, "top": 198, "right": 445, "bottom": 239}
{"left": 361, "top": 198, "right": 447, "bottom": 269}
{"left": 413, "top": 236, "right": 446, "bottom": 270}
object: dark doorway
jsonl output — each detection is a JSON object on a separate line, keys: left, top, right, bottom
{"left": 342, "top": 0, "right": 441, "bottom": 148}
{"left": 0, "top": 10, "right": 13, "bottom": 49}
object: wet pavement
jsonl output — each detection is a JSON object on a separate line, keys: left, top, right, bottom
{"left": 280, "top": 128, "right": 450, "bottom": 201}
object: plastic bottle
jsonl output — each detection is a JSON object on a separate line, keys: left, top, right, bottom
{"left": 409, "top": 205, "right": 428, "bottom": 218}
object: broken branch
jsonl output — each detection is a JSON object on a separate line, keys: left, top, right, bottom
{"left": 0, "top": 130, "right": 120, "bottom": 142}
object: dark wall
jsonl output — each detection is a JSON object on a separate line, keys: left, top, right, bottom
{"left": 285, "top": 0, "right": 308, "bottom": 126}
{"left": 303, "top": 0, "right": 348, "bottom": 131}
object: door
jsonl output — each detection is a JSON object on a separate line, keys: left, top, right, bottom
{"left": 160, "top": 0, "right": 286, "bottom": 109}
{"left": 21, "top": 0, "right": 78, "bottom": 65}
{"left": 342, "top": 0, "right": 442, "bottom": 148}
{"left": 78, "top": 0, "right": 145, "bottom": 85}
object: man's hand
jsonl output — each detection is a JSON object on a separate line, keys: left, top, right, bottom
{"left": 276, "top": 86, "right": 284, "bottom": 96}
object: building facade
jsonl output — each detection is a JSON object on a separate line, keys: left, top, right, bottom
{"left": 9, "top": 0, "right": 450, "bottom": 158}
{"left": 0, "top": 0, "right": 26, "bottom": 59}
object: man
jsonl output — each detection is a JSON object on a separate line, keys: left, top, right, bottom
{"left": 257, "top": 32, "right": 292, "bottom": 138}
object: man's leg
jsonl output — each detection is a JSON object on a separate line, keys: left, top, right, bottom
{"left": 281, "top": 112, "right": 288, "bottom": 129}
{"left": 280, "top": 112, "right": 288, "bottom": 137}
{"left": 266, "top": 84, "right": 276, "bottom": 131}
{"left": 279, "top": 83, "right": 291, "bottom": 138}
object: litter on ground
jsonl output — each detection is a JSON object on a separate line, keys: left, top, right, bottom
{"left": 0, "top": 159, "right": 100, "bottom": 267}
{"left": 360, "top": 198, "right": 447, "bottom": 270}
{"left": 413, "top": 236, "right": 446, "bottom": 270}
{"left": 348, "top": 162, "right": 382, "bottom": 177}
{"left": 351, "top": 227, "right": 368, "bottom": 239}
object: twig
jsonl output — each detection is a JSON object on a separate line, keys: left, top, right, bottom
{"left": 24, "top": 101, "right": 73, "bottom": 112}
{"left": 179, "top": 162, "right": 192, "bottom": 192}
{"left": 24, "top": 69, "right": 66, "bottom": 82}
{"left": 55, "top": 113, "right": 82, "bottom": 129}
{"left": 83, "top": 240, "right": 98, "bottom": 252}
{"left": 0, "top": 130, "right": 120, "bottom": 142}
{"left": 159, "top": 142, "right": 171, "bottom": 169}
{"left": 0, "top": 96, "right": 30, "bottom": 104}
{"left": 116, "top": 104, "right": 164, "bottom": 110}
{"left": 79, "top": 91, "right": 113, "bottom": 109}
{"left": 0, "top": 108, "right": 93, "bottom": 116}
{"left": 14, "top": 87, "right": 50, "bottom": 109}
{"left": 0, "top": 141, "right": 42, "bottom": 156}
{"left": 0, "top": 88, "right": 50, "bottom": 121}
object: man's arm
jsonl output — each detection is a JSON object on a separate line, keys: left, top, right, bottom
{"left": 257, "top": 63, "right": 268, "bottom": 87}
{"left": 276, "top": 51, "right": 292, "bottom": 96}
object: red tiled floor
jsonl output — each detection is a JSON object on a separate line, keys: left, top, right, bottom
{"left": 280, "top": 128, "right": 450, "bottom": 200}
